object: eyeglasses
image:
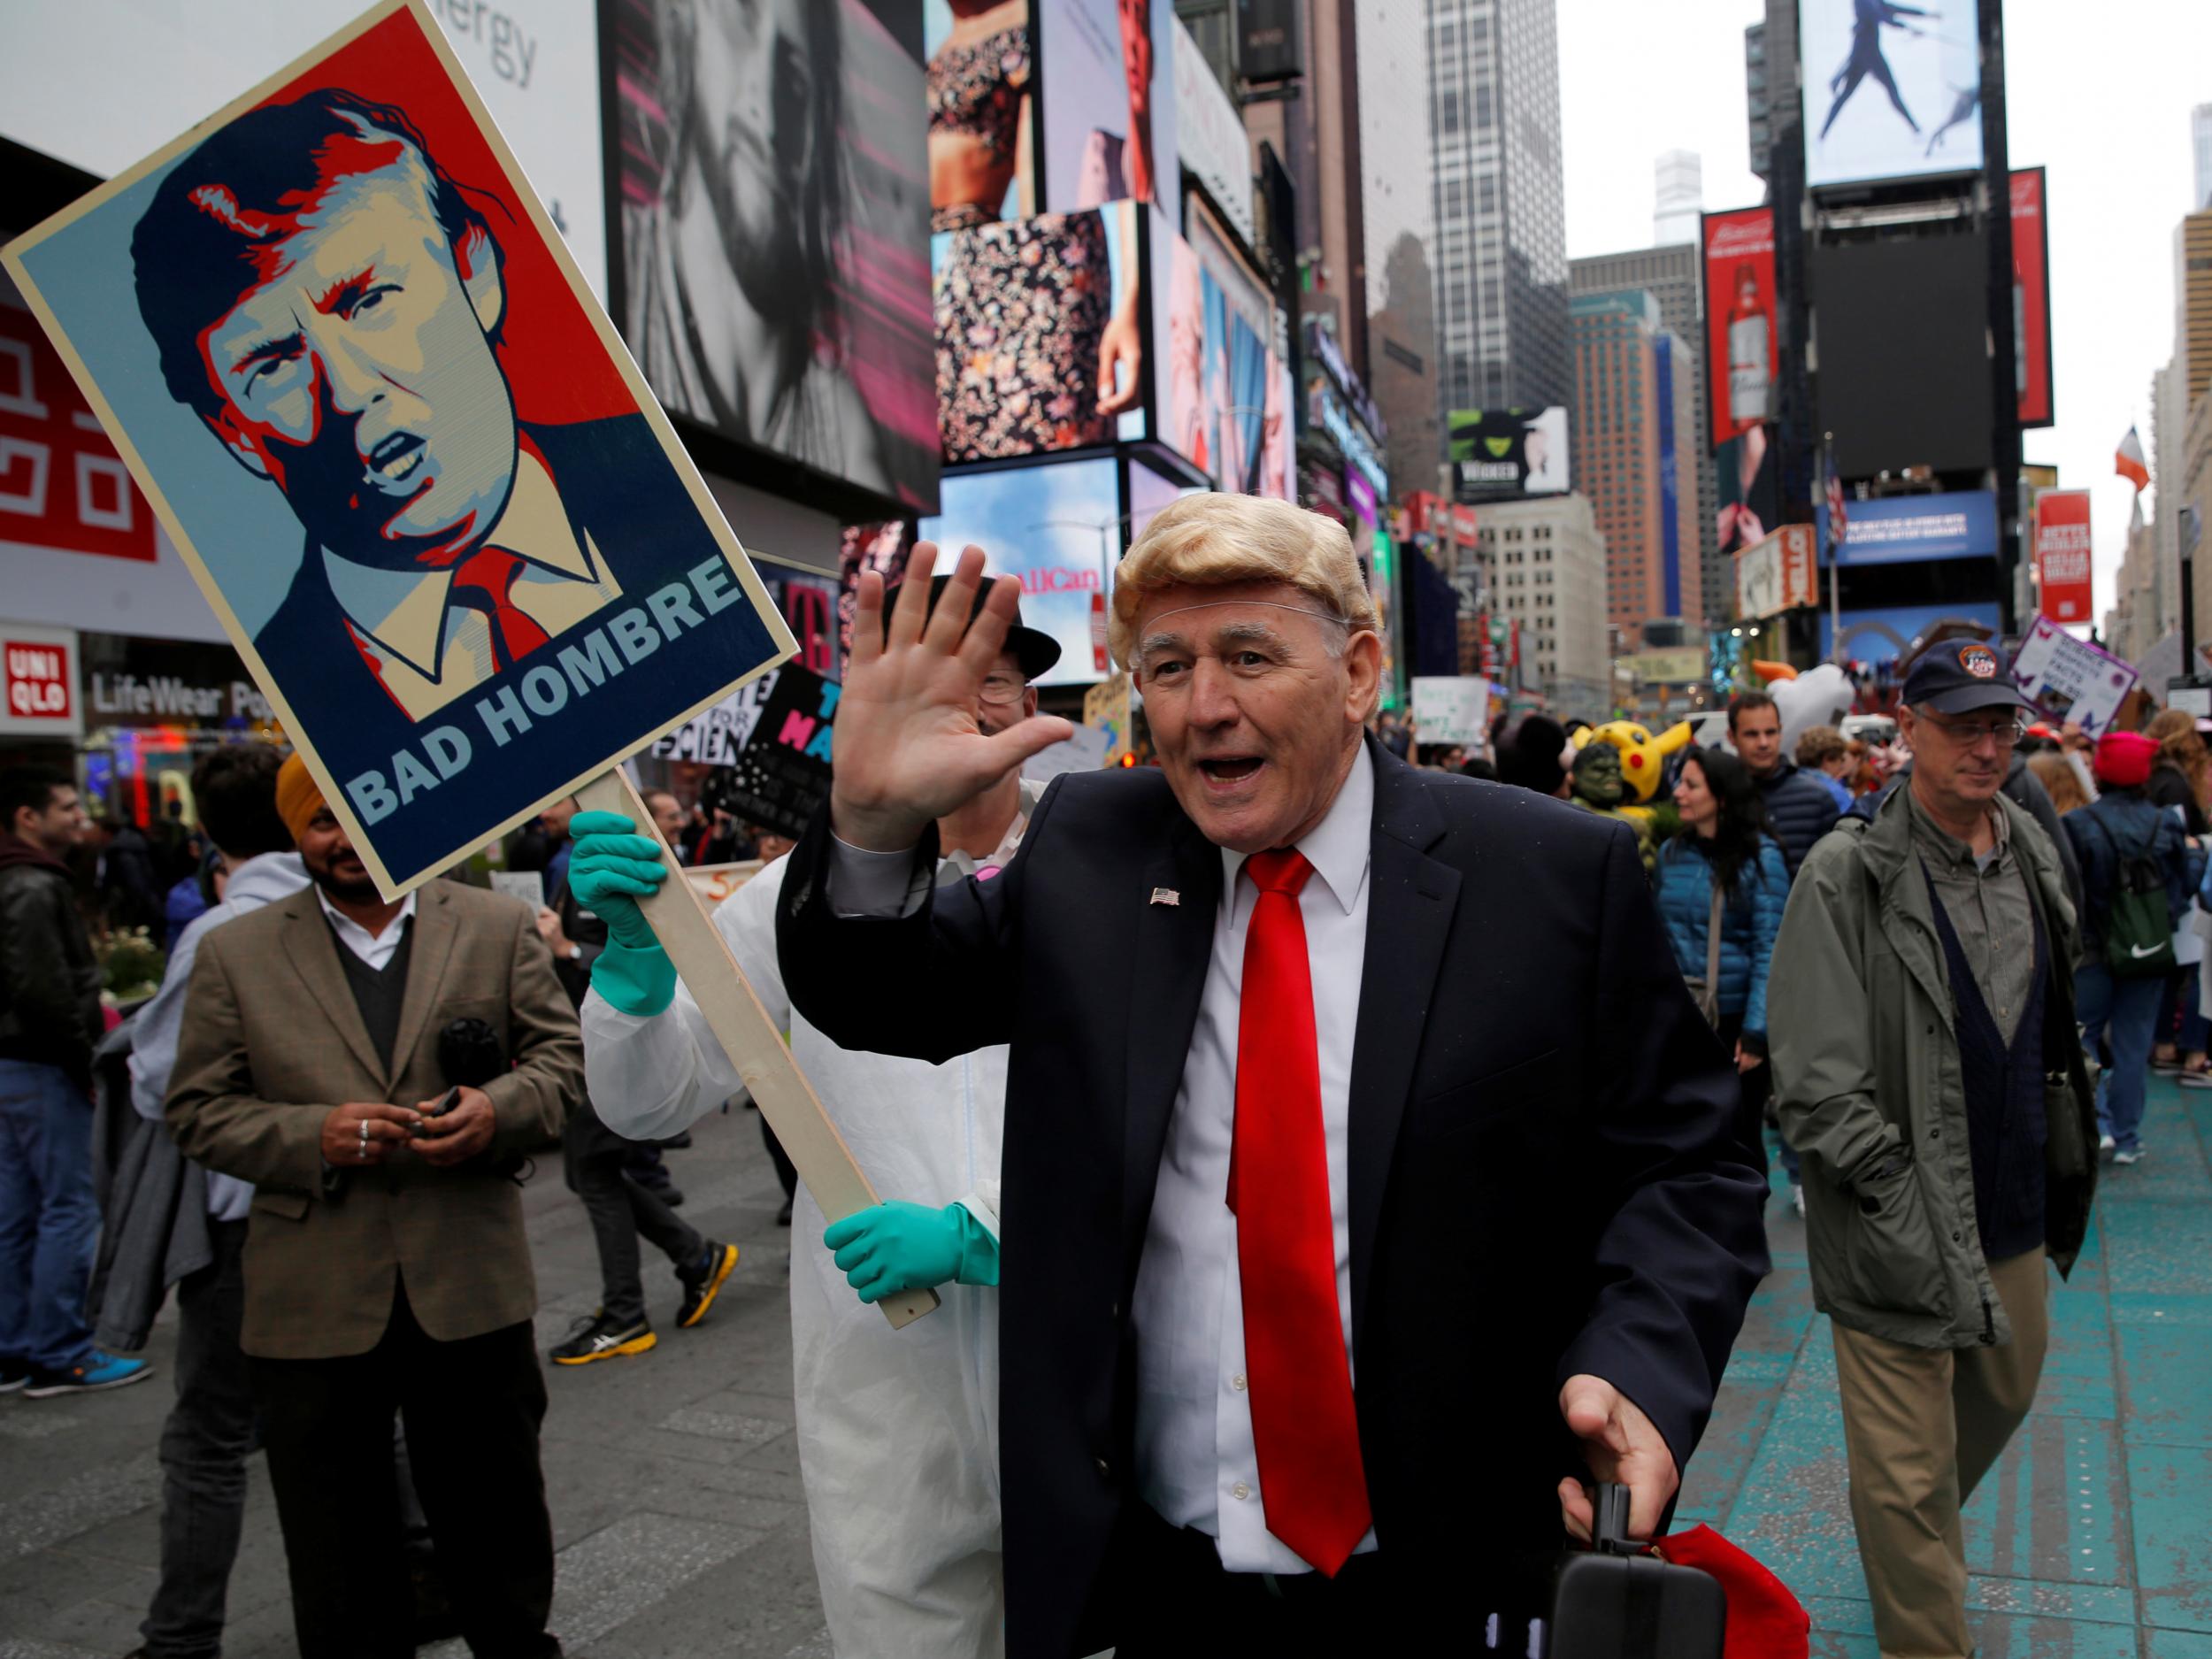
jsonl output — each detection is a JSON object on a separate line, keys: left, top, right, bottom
{"left": 978, "top": 672, "right": 1030, "bottom": 706}
{"left": 1916, "top": 710, "right": 2027, "bottom": 749}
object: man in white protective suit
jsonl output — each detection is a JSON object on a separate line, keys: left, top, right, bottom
{"left": 572, "top": 569, "right": 1063, "bottom": 1657}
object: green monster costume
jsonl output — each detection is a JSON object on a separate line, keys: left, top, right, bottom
{"left": 1568, "top": 742, "right": 1656, "bottom": 877}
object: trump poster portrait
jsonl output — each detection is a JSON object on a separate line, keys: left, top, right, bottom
{"left": 4, "top": 0, "right": 794, "bottom": 895}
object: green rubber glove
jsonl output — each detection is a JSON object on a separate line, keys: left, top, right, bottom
{"left": 569, "top": 810, "right": 675, "bottom": 1016}
{"left": 822, "top": 1201, "right": 1001, "bottom": 1305}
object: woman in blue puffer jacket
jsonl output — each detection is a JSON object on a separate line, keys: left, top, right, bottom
{"left": 1656, "top": 747, "right": 1790, "bottom": 1158}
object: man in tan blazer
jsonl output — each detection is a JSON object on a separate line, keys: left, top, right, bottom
{"left": 167, "top": 757, "right": 580, "bottom": 1659}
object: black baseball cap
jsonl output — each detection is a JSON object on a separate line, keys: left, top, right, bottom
{"left": 1899, "top": 638, "right": 2034, "bottom": 716}
{"left": 880, "top": 572, "right": 1063, "bottom": 682}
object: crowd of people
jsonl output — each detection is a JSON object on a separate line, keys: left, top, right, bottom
{"left": 0, "top": 495, "right": 2196, "bottom": 1659}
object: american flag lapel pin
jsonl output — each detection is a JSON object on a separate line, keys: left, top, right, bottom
{"left": 1149, "top": 887, "right": 1180, "bottom": 907}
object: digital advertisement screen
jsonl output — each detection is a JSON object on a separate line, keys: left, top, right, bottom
{"left": 1701, "top": 207, "right": 1778, "bottom": 449}
{"left": 613, "top": 0, "right": 939, "bottom": 513}
{"left": 1153, "top": 202, "right": 1292, "bottom": 495}
{"left": 1813, "top": 234, "right": 1994, "bottom": 480}
{"left": 1823, "top": 602, "right": 2001, "bottom": 667}
{"left": 934, "top": 200, "right": 1145, "bottom": 464}
{"left": 1716, "top": 427, "right": 1780, "bottom": 561}
{"left": 0, "top": 0, "right": 608, "bottom": 296}
{"left": 926, "top": 0, "right": 1035, "bottom": 233}
{"left": 1448, "top": 409, "right": 1570, "bottom": 501}
{"left": 918, "top": 457, "right": 1120, "bottom": 686}
{"left": 1038, "top": 0, "right": 1178, "bottom": 230}
{"left": 2032, "top": 488, "right": 2093, "bottom": 625}
{"left": 1799, "top": 0, "right": 1984, "bottom": 191}
{"left": 1816, "top": 489, "right": 2000, "bottom": 568}
{"left": 2012, "top": 167, "right": 2055, "bottom": 429}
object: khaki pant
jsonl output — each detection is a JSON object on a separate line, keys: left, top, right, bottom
{"left": 1831, "top": 1248, "right": 2049, "bottom": 1659}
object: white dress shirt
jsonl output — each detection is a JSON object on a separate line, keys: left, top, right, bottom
{"left": 1132, "top": 745, "right": 1375, "bottom": 1574}
{"left": 317, "top": 888, "right": 417, "bottom": 972}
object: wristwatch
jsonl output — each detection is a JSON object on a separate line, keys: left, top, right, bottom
{"left": 567, "top": 943, "right": 584, "bottom": 962}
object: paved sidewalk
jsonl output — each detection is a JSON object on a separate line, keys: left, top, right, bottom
{"left": 4, "top": 1081, "right": 2208, "bottom": 1656}
{"left": 1680, "top": 1078, "right": 2212, "bottom": 1658}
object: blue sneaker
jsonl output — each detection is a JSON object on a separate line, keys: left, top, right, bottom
{"left": 23, "top": 1352, "right": 153, "bottom": 1398}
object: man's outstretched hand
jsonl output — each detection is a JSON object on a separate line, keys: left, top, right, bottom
{"left": 1556, "top": 1374, "right": 1679, "bottom": 1543}
{"left": 831, "top": 542, "right": 1072, "bottom": 851}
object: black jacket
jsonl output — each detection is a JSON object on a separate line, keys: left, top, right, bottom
{"left": 0, "top": 835, "right": 103, "bottom": 1088}
{"left": 1755, "top": 759, "right": 1843, "bottom": 879}
{"left": 777, "top": 740, "right": 1770, "bottom": 1655}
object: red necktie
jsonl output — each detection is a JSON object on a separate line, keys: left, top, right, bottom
{"left": 451, "top": 546, "right": 552, "bottom": 672}
{"left": 1227, "top": 848, "right": 1371, "bottom": 1574}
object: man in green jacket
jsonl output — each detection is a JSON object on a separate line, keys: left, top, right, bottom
{"left": 1769, "top": 639, "right": 2100, "bottom": 1659}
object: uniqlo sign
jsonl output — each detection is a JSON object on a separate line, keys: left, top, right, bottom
{"left": 0, "top": 303, "right": 156, "bottom": 562}
{"left": 2033, "top": 489, "right": 2093, "bottom": 626}
{"left": 0, "top": 625, "right": 83, "bottom": 741}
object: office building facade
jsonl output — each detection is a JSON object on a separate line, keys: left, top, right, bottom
{"left": 1476, "top": 494, "right": 1609, "bottom": 714}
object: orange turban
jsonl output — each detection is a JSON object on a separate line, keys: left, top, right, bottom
{"left": 274, "top": 753, "right": 327, "bottom": 846}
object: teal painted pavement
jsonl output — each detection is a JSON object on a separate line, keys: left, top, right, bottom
{"left": 1676, "top": 1078, "right": 2212, "bottom": 1655}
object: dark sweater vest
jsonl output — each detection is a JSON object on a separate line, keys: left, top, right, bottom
{"left": 1922, "top": 870, "right": 2048, "bottom": 1260}
{"left": 329, "top": 917, "right": 416, "bottom": 1076}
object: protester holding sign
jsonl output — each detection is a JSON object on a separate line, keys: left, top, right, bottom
{"left": 574, "top": 575, "right": 1065, "bottom": 1657}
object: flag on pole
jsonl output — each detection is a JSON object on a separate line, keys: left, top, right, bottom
{"left": 2116, "top": 426, "right": 2150, "bottom": 490}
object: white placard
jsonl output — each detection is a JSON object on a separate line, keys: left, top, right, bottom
{"left": 1022, "top": 722, "right": 1114, "bottom": 783}
{"left": 1410, "top": 676, "right": 1491, "bottom": 748}
{"left": 2010, "top": 618, "right": 2139, "bottom": 736}
{"left": 490, "top": 870, "right": 545, "bottom": 910}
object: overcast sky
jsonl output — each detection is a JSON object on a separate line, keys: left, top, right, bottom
{"left": 1555, "top": 0, "right": 2212, "bottom": 621}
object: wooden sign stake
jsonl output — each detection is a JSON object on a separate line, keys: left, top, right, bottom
{"left": 574, "top": 769, "right": 938, "bottom": 1329}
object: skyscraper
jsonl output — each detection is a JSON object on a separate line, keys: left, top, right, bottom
{"left": 2194, "top": 103, "right": 2212, "bottom": 211}
{"left": 1357, "top": 0, "right": 1442, "bottom": 495}
{"left": 1654, "top": 150, "right": 1702, "bottom": 248}
{"left": 1427, "top": 0, "right": 1571, "bottom": 415}
{"left": 1571, "top": 245, "right": 1722, "bottom": 628}
{"left": 1572, "top": 290, "right": 1670, "bottom": 649}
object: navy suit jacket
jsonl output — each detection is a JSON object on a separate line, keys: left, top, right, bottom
{"left": 777, "top": 739, "right": 1770, "bottom": 1655}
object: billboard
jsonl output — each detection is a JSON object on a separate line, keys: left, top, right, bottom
{"left": 1734, "top": 524, "right": 1818, "bottom": 620}
{"left": 2032, "top": 488, "right": 2093, "bottom": 626}
{"left": 2012, "top": 167, "right": 2055, "bottom": 428}
{"left": 918, "top": 455, "right": 1118, "bottom": 687}
{"left": 612, "top": 0, "right": 938, "bottom": 514}
{"left": 0, "top": 0, "right": 607, "bottom": 296}
{"left": 1172, "top": 14, "right": 1256, "bottom": 246}
{"left": 1235, "top": 0, "right": 1302, "bottom": 84}
{"left": 1800, "top": 0, "right": 1983, "bottom": 191}
{"left": 1822, "top": 603, "right": 2001, "bottom": 668}
{"left": 1816, "top": 490, "right": 2000, "bottom": 567}
{"left": 926, "top": 0, "right": 1036, "bottom": 233}
{"left": 1039, "top": 0, "right": 1178, "bottom": 230}
{"left": 1716, "top": 426, "right": 1779, "bottom": 559}
{"left": 1813, "top": 234, "right": 1994, "bottom": 479}
{"left": 3, "top": 1, "right": 793, "bottom": 894}
{"left": 1157, "top": 201, "right": 1289, "bottom": 493}
{"left": 934, "top": 200, "right": 1145, "bottom": 463}
{"left": 1701, "top": 208, "right": 1777, "bottom": 449}
{"left": 1448, "top": 408, "right": 1569, "bottom": 501}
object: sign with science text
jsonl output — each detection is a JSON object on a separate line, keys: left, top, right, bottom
{"left": 2, "top": 0, "right": 792, "bottom": 895}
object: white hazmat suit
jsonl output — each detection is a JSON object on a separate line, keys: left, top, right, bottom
{"left": 581, "top": 844, "right": 1011, "bottom": 1657}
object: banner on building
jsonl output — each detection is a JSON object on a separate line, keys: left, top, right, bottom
{"left": 2012, "top": 618, "right": 2138, "bottom": 734}
{"left": 1172, "top": 15, "right": 1255, "bottom": 245}
{"left": 1448, "top": 408, "right": 1569, "bottom": 501}
{"left": 2032, "top": 489, "right": 2094, "bottom": 626}
{"left": 1734, "top": 524, "right": 1818, "bottom": 620}
{"left": 0, "top": 623, "right": 82, "bottom": 742}
{"left": 2, "top": 0, "right": 795, "bottom": 895}
{"left": 1701, "top": 207, "right": 1776, "bottom": 449}
{"left": 1816, "top": 490, "right": 2000, "bottom": 567}
{"left": 2011, "top": 168, "right": 2055, "bottom": 428}
{"left": 1039, "top": 0, "right": 1178, "bottom": 229}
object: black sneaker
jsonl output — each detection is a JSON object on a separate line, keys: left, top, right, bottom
{"left": 0, "top": 1363, "right": 27, "bottom": 1394}
{"left": 677, "top": 1242, "right": 740, "bottom": 1328}
{"left": 776, "top": 1196, "right": 794, "bottom": 1227}
{"left": 549, "top": 1312, "right": 656, "bottom": 1365}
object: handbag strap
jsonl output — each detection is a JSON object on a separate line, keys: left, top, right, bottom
{"left": 1704, "top": 878, "right": 1725, "bottom": 995}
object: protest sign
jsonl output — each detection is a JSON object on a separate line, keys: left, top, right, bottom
{"left": 683, "top": 862, "right": 763, "bottom": 907}
{"left": 647, "top": 673, "right": 781, "bottom": 767}
{"left": 701, "top": 664, "right": 839, "bottom": 841}
{"left": 489, "top": 870, "right": 544, "bottom": 910}
{"left": 1084, "top": 672, "right": 1133, "bottom": 764}
{"left": 2011, "top": 618, "right": 2139, "bottom": 734}
{"left": 1411, "top": 676, "right": 1492, "bottom": 748}
{"left": 1, "top": 0, "right": 795, "bottom": 897}
{"left": 2, "top": 1, "right": 936, "bottom": 1325}
{"left": 1023, "top": 723, "right": 1113, "bottom": 783}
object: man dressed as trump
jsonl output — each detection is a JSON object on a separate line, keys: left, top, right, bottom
{"left": 576, "top": 493, "right": 1769, "bottom": 1653}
